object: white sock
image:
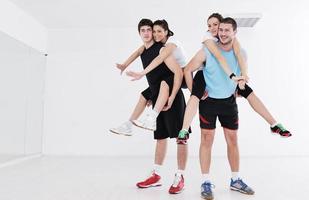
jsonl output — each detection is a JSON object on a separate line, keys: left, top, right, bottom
{"left": 150, "top": 109, "right": 159, "bottom": 118}
{"left": 202, "top": 173, "right": 211, "bottom": 183}
{"left": 176, "top": 169, "right": 185, "bottom": 177}
{"left": 153, "top": 164, "right": 162, "bottom": 175}
{"left": 271, "top": 122, "right": 278, "bottom": 128}
{"left": 231, "top": 172, "right": 240, "bottom": 181}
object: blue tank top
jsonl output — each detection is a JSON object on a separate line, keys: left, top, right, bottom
{"left": 202, "top": 46, "right": 241, "bottom": 99}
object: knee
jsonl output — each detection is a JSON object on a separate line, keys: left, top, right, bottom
{"left": 140, "top": 94, "right": 148, "bottom": 102}
{"left": 157, "top": 139, "right": 167, "bottom": 146}
{"left": 160, "top": 81, "right": 169, "bottom": 92}
{"left": 226, "top": 134, "right": 238, "bottom": 147}
{"left": 200, "top": 133, "right": 214, "bottom": 148}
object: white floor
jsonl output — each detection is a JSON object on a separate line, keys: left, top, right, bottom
{"left": 0, "top": 154, "right": 24, "bottom": 163}
{"left": 0, "top": 156, "right": 308, "bottom": 200}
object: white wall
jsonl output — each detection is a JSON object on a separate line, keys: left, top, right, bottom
{"left": 0, "top": 31, "right": 46, "bottom": 156}
{"left": 43, "top": 0, "right": 309, "bottom": 156}
{"left": 0, "top": 0, "right": 47, "bottom": 157}
{"left": 0, "top": 0, "right": 47, "bottom": 53}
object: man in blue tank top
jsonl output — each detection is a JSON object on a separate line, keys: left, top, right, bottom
{"left": 187, "top": 18, "right": 255, "bottom": 199}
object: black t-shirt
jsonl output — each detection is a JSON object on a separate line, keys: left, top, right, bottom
{"left": 140, "top": 42, "right": 173, "bottom": 87}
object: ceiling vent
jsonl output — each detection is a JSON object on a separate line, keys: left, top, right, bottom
{"left": 224, "top": 13, "right": 262, "bottom": 27}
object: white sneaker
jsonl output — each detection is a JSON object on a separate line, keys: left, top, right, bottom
{"left": 109, "top": 121, "right": 133, "bottom": 136}
{"left": 133, "top": 114, "right": 156, "bottom": 131}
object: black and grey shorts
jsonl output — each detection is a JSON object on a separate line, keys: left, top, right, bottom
{"left": 199, "top": 95, "right": 239, "bottom": 130}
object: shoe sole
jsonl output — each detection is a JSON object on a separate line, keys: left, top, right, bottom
{"left": 201, "top": 194, "right": 213, "bottom": 200}
{"left": 137, "top": 183, "right": 162, "bottom": 188}
{"left": 230, "top": 187, "right": 254, "bottom": 195}
{"left": 176, "top": 137, "right": 188, "bottom": 145}
{"left": 132, "top": 120, "right": 156, "bottom": 131}
{"left": 169, "top": 187, "right": 184, "bottom": 194}
{"left": 271, "top": 131, "right": 292, "bottom": 138}
{"left": 109, "top": 129, "right": 132, "bottom": 136}
{"left": 176, "top": 140, "right": 187, "bottom": 145}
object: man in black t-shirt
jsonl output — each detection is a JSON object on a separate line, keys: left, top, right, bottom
{"left": 133, "top": 19, "right": 188, "bottom": 194}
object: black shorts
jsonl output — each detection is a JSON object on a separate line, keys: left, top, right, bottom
{"left": 199, "top": 95, "right": 238, "bottom": 130}
{"left": 141, "top": 75, "right": 176, "bottom": 106}
{"left": 149, "top": 75, "right": 174, "bottom": 101}
{"left": 191, "top": 70, "right": 206, "bottom": 100}
{"left": 150, "top": 76, "right": 190, "bottom": 140}
{"left": 141, "top": 75, "right": 175, "bottom": 101}
{"left": 154, "top": 90, "right": 189, "bottom": 139}
{"left": 236, "top": 84, "right": 253, "bottom": 98}
{"left": 141, "top": 87, "right": 152, "bottom": 101}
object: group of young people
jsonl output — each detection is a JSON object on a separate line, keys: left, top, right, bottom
{"left": 110, "top": 13, "right": 291, "bottom": 199}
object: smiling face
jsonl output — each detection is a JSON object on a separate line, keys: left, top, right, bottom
{"left": 139, "top": 25, "right": 153, "bottom": 43}
{"left": 207, "top": 17, "right": 221, "bottom": 37}
{"left": 153, "top": 25, "right": 168, "bottom": 43}
{"left": 218, "top": 22, "right": 236, "bottom": 45}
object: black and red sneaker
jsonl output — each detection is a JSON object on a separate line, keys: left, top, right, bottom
{"left": 271, "top": 123, "right": 292, "bottom": 137}
{"left": 177, "top": 129, "right": 189, "bottom": 145}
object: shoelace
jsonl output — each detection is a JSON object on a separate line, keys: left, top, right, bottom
{"left": 141, "top": 114, "right": 155, "bottom": 125}
{"left": 235, "top": 179, "right": 248, "bottom": 189}
{"left": 120, "top": 123, "right": 130, "bottom": 130}
{"left": 277, "top": 123, "right": 287, "bottom": 132}
{"left": 145, "top": 170, "right": 157, "bottom": 180}
{"left": 172, "top": 175, "right": 182, "bottom": 187}
{"left": 202, "top": 182, "right": 215, "bottom": 193}
{"left": 178, "top": 130, "right": 188, "bottom": 139}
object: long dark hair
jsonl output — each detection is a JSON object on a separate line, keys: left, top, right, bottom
{"left": 153, "top": 19, "right": 174, "bottom": 37}
{"left": 207, "top": 13, "right": 223, "bottom": 38}
{"left": 207, "top": 13, "right": 223, "bottom": 23}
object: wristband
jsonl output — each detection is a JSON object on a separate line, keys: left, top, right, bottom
{"left": 229, "top": 73, "right": 236, "bottom": 79}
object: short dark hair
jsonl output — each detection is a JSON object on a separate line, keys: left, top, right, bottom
{"left": 207, "top": 13, "right": 223, "bottom": 23}
{"left": 153, "top": 19, "right": 174, "bottom": 37}
{"left": 138, "top": 18, "right": 153, "bottom": 32}
{"left": 221, "top": 17, "right": 237, "bottom": 31}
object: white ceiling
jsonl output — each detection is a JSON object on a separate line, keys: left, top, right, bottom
{"left": 10, "top": 0, "right": 264, "bottom": 29}
{"left": 9, "top": 0, "right": 140, "bottom": 28}
{"left": 8, "top": 0, "right": 296, "bottom": 29}
{"left": 10, "top": 0, "right": 207, "bottom": 29}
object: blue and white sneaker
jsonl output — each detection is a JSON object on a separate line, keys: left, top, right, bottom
{"left": 230, "top": 178, "right": 255, "bottom": 195}
{"left": 201, "top": 181, "right": 215, "bottom": 200}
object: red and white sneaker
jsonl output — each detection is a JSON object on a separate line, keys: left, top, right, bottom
{"left": 136, "top": 171, "right": 162, "bottom": 188}
{"left": 169, "top": 174, "right": 184, "bottom": 194}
